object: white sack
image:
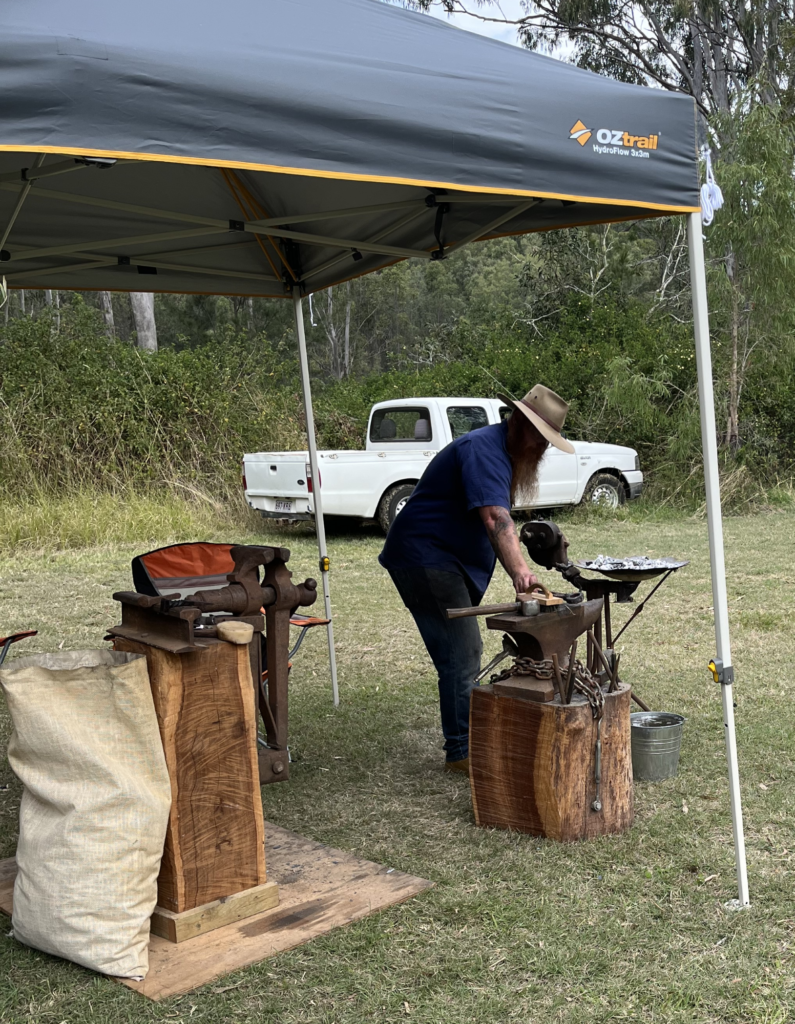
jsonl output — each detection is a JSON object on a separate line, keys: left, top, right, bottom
{"left": 0, "top": 650, "right": 171, "bottom": 979}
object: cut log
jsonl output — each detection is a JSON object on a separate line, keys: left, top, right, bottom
{"left": 469, "top": 682, "right": 633, "bottom": 841}
{"left": 114, "top": 638, "right": 267, "bottom": 913}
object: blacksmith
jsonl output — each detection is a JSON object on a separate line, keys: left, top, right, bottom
{"left": 379, "top": 385, "right": 574, "bottom": 772}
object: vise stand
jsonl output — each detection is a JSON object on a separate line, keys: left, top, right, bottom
{"left": 108, "top": 544, "right": 318, "bottom": 784}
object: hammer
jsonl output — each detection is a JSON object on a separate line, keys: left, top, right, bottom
{"left": 446, "top": 585, "right": 554, "bottom": 620}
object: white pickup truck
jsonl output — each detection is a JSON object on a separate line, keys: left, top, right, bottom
{"left": 243, "top": 397, "right": 643, "bottom": 534}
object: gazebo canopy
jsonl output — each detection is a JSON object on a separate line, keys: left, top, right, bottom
{"left": 1, "top": 0, "right": 698, "bottom": 296}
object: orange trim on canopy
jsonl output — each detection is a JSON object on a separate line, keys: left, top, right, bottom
{"left": 0, "top": 144, "right": 702, "bottom": 214}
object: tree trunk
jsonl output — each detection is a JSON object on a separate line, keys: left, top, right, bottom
{"left": 19, "top": 289, "right": 25, "bottom": 315}
{"left": 130, "top": 292, "right": 158, "bottom": 352}
{"left": 98, "top": 291, "right": 115, "bottom": 337}
{"left": 725, "top": 258, "right": 741, "bottom": 450}
{"left": 343, "top": 280, "right": 352, "bottom": 378}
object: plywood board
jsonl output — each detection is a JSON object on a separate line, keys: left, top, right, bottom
{"left": 0, "top": 823, "right": 432, "bottom": 1001}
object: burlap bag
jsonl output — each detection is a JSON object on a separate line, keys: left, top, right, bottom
{"left": 0, "top": 650, "right": 171, "bottom": 979}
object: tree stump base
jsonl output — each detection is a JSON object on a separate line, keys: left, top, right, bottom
{"left": 469, "top": 683, "right": 634, "bottom": 841}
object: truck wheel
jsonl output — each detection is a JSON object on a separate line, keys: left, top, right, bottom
{"left": 583, "top": 473, "right": 625, "bottom": 509}
{"left": 378, "top": 483, "right": 416, "bottom": 534}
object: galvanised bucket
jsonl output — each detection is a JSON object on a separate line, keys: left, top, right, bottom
{"left": 630, "top": 712, "right": 685, "bottom": 782}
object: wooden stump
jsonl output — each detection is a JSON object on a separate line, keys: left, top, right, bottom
{"left": 114, "top": 638, "right": 268, "bottom": 913}
{"left": 469, "top": 683, "right": 634, "bottom": 841}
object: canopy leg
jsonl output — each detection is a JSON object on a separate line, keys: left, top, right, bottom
{"left": 688, "top": 211, "right": 749, "bottom": 907}
{"left": 293, "top": 291, "right": 339, "bottom": 706}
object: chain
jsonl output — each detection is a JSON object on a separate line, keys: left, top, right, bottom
{"left": 570, "top": 660, "right": 605, "bottom": 720}
{"left": 491, "top": 656, "right": 555, "bottom": 683}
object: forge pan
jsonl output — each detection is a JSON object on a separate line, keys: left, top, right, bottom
{"left": 573, "top": 558, "right": 689, "bottom": 582}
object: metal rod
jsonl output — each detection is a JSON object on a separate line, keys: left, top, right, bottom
{"left": 7, "top": 226, "right": 230, "bottom": 264}
{"left": 551, "top": 653, "right": 566, "bottom": 703}
{"left": 445, "top": 200, "right": 539, "bottom": 254}
{"left": 611, "top": 569, "right": 675, "bottom": 645}
{"left": 565, "top": 640, "right": 578, "bottom": 703}
{"left": 6, "top": 257, "right": 118, "bottom": 281}
{"left": 0, "top": 637, "right": 13, "bottom": 669}
{"left": 604, "top": 592, "right": 612, "bottom": 649}
{"left": 0, "top": 180, "right": 228, "bottom": 228}
{"left": 302, "top": 207, "right": 429, "bottom": 283}
{"left": 630, "top": 690, "right": 650, "bottom": 712}
{"left": 293, "top": 292, "right": 339, "bottom": 707}
{"left": 0, "top": 158, "right": 109, "bottom": 186}
{"left": 688, "top": 210, "right": 749, "bottom": 907}
{"left": 446, "top": 601, "right": 518, "bottom": 620}
{"left": 245, "top": 193, "right": 528, "bottom": 231}
{"left": 0, "top": 154, "right": 46, "bottom": 252}
{"left": 255, "top": 225, "right": 431, "bottom": 260}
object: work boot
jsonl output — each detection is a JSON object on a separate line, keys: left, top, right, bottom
{"left": 444, "top": 757, "right": 469, "bottom": 774}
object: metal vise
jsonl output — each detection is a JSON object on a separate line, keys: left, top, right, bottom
{"left": 108, "top": 544, "right": 318, "bottom": 785}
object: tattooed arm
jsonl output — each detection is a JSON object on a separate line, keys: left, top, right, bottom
{"left": 478, "top": 505, "right": 539, "bottom": 595}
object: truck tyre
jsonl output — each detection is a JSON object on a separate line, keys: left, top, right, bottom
{"left": 583, "top": 473, "right": 625, "bottom": 509}
{"left": 377, "top": 483, "right": 416, "bottom": 534}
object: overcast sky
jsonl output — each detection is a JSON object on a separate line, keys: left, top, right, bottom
{"left": 425, "top": 1, "right": 528, "bottom": 47}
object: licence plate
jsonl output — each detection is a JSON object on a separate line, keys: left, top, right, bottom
{"left": 274, "top": 500, "right": 294, "bottom": 513}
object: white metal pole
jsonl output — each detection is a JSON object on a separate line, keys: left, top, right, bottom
{"left": 293, "top": 291, "right": 339, "bottom": 706}
{"left": 688, "top": 211, "right": 749, "bottom": 907}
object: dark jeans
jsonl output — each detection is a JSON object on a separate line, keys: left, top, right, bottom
{"left": 388, "top": 566, "right": 482, "bottom": 762}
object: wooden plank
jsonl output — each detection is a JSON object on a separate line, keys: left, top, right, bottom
{"left": 114, "top": 638, "right": 266, "bottom": 913}
{"left": 470, "top": 683, "right": 633, "bottom": 841}
{"left": 0, "top": 823, "right": 433, "bottom": 1002}
{"left": 151, "top": 880, "right": 279, "bottom": 943}
{"left": 492, "top": 676, "right": 556, "bottom": 702}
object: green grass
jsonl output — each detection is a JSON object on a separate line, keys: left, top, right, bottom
{"left": 1, "top": 508, "right": 794, "bottom": 1023}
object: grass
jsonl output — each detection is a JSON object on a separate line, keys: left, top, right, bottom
{"left": 1, "top": 506, "right": 795, "bottom": 1023}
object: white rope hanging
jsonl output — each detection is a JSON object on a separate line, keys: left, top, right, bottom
{"left": 700, "top": 147, "right": 724, "bottom": 226}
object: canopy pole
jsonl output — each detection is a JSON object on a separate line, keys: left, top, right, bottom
{"left": 292, "top": 290, "right": 339, "bottom": 706}
{"left": 688, "top": 211, "right": 749, "bottom": 907}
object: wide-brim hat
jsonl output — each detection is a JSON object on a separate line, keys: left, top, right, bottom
{"left": 497, "top": 385, "right": 575, "bottom": 454}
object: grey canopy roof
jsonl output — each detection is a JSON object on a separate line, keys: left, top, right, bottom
{"left": 0, "top": 0, "right": 700, "bottom": 297}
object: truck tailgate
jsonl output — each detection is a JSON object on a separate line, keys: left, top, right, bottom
{"left": 244, "top": 452, "right": 314, "bottom": 516}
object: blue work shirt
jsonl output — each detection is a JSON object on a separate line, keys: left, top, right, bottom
{"left": 379, "top": 421, "right": 512, "bottom": 599}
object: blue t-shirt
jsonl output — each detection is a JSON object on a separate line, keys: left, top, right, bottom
{"left": 379, "top": 421, "right": 512, "bottom": 598}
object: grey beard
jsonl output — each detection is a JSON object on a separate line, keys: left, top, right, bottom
{"left": 511, "top": 455, "right": 542, "bottom": 506}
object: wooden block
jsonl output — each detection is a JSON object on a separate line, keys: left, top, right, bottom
{"left": 151, "top": 880, "right": 279, "bottom": 943}
{"left": 470, "top": 683, "right": 633, "bottom": 841}
{"left": 114, "top": 638, "right": 266, "bottom": 913}
{"left": 492, "top": 675, "right": 556, "bottom": 702}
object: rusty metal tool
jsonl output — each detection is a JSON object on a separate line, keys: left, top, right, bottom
{"left": 551, "top": 653, "right": 566, "bottom": 703}
{"left": 474, "top": 633, "right": 520, "bottom": 683}
{"left": 565, "top": 639, "right": 578, "bottom": 703}
{"left": 446, "top": 585, "right": 561, "bottom": 620}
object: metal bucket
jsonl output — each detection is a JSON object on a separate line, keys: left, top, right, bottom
{"left": 630, "top": 712, "right": 685, "bottom": 781}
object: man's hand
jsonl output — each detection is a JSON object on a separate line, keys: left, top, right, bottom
{"left": 512, "top": 567, "right": 540, "bottom": 596}
{"left": 478, "top": 506, "right": 539, "bottom": 596}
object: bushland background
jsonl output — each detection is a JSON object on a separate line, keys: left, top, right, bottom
{"left": 2, "top": 8, "right": 795, "bottom": 545}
